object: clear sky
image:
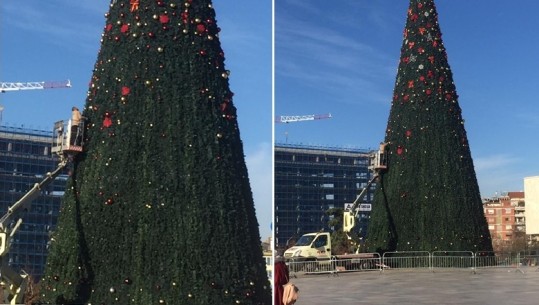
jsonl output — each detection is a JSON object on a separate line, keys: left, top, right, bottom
{"left": 275, "top": 0, "right": 539, "bottom": 199}
{"left": 0, "top": 0, "right": 272, "bottom": 239}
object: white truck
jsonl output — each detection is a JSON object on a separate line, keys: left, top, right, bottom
{"left": 283, "top": 231, "right": 379, "bottom": 272}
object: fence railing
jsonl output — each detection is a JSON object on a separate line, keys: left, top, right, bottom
{"left": 287, "top": 252, "right": 539, "bottom": 276}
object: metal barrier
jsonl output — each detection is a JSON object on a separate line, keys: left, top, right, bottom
{"left": 382, "top": 251, "right": 430, "bottom": 271}
{"left": 287, "top": 251, "right": 537, "bottom": 277}
{"left": 431, "top": 251, "right": 474, "bottom": 271}
{"left": 287, "top": 259, "right": 336, "bottom": 275}
{"left": 287, "top": 253, "right": 382, "bottom": 276}
{"left": 333, "top": 253, "right": 382, "bottom": 273}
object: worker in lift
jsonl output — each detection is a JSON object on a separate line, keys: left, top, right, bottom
{"left": 70, "top": 106, "right": 82, "bottom": 146}
{"left": 377, "top": 142, "right": 388, "bottom": 169}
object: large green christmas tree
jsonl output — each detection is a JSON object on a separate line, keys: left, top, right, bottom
{"left": 365, "top": 0, "right": 492, "bottom": 253}
{"left": 41, "top": 1, "right": 271, "bottom": 304}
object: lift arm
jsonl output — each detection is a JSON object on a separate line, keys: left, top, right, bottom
{"left": 342, "top": 143, "right": 388, "bottom": 234}
{"left": 342, "top": 173, "right": 379, "bottom": 233}
{"left": 0, "top": 159, "right": 68, "bottom": 246}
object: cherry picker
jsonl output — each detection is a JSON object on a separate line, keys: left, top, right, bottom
{"left": 342, "top": 143, "right": 388, "bottom": 247}
{"left": 0, "top": 117, "right": 84, "bottom": 304}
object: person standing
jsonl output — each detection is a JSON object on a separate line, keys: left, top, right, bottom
{"left": 274, "top": 255, "right": 289, "bottom": 305}
{"left": 70, "top": 106, "right": 82, "bottom": 145}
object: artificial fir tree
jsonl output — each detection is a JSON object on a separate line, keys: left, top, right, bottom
{"left": 365, "top": 0, "right": 493, "bottom": 253}
{"left": 41, "top": 1, "right": 271, "bottom": 304}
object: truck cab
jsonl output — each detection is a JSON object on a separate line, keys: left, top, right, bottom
{"left": 284, "top": 232, "right": 332, "bottom": 262}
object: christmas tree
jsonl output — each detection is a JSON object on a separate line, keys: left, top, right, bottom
{"left": 41, "top": 1, "right": 271, "bottom": 304}
{"left": 365, "top": 0, "right": 492, "bottom": 253}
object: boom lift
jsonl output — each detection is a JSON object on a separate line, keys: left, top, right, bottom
{"left": 284, "top": 143, "right": 389, "bottom": 262}
{"left": 343, "top": 143, "right": 388, "bottom": 242}
{"left": 0, "top": 118, "right": 85, "bottom": 304}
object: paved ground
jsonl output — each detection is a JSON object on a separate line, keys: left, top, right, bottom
{"left": 289, "top": 267, "right": 539, "bottom": 305}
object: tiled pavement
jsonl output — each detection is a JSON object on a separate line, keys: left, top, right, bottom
{"left": 288, "top": 267, "right": 539, "bottom": 305}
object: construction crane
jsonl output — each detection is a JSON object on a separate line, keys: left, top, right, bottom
{"left": 0, "top": 80, "right": 71, "bottom": 126}
{"left": 275, "top": 113, "right": 332, "bottom": 124}
{"left": 0, "top": 80, "right": 71, "bottom": 93}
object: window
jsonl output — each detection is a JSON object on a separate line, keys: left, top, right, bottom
{"left": 313, "top": 235, "right": 327, "bottom": 248}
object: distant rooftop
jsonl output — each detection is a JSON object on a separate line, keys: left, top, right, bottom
{"left": 275, "top": 142, "right": 373, "bottom": 155}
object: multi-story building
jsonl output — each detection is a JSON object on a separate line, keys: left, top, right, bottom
{"left": 0, "top": 126, "right": 67, "bottom": 280}
{"left": 274, "top": 143, "right": 374, "bottom": 248}
{"left": 483, "top": 192, "right": 525, "bottom": 252}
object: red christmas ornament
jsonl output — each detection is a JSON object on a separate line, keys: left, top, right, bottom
{"left": 159, "top": 15, "right": 169, "bottom": 24}
{"left": 397, "top": 146, "right": 404, "bottom": 155}
{"left": 408, "top": 80, "right": 414, "bottom": 88}
{"left": 105, "top": 198, "right": 114, "bottom": 205}
{"left": 196, "top": 24, "right": 206, "bottom": 33}
{"left": 220, "top": 103, "right": 228, "bottom": 112}
{"left": 426, "top": 89, "right": 432, "bottom": 95}
{"left": 121, "top": 86, "right": 130, "bottom": 96}
{"left": 106, "top": 24, "right": 113, "bottom": 32}
{"left": 103, "top": 114, "right": 113, "bottom": 128}
{"left": 406, "top": 130, "right": 412, "bottom": 137}
{"left": 181, "top": 12, "right": 189, "bottom": 24}
{"left": 121, "top": 24, "right": 129, "bottom": 33}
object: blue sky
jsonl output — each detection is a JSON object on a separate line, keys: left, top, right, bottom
{"left": 0, "top": 0, "right": 272, "bottom": 238}
{"left": 275, "top": 0, "right": 539, "bottom": 198}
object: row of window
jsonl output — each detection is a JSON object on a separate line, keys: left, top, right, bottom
{"left": 485, "top": 208, "right": 514, "bottom": 215}
{"left": 275, "top": 153, "right": 370, "bottom": 166}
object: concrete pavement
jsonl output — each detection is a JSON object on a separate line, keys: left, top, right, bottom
{"left": 288, "top": 267, "right": 539, "bottom": 305}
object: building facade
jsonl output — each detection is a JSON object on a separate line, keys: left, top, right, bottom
{"left": 0, "top": 126, "right": 67, "bottom": 279}
{"left": 483, "top": 192, "right": 525, "bottom": 252}
{"left": 274, "top": 143, "right": 374, "bottom": 248}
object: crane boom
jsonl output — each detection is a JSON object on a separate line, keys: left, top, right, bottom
{"left": 275, "top": 113, "right": 331, "bottom": 124}
{"left": 0, "top": 80, "right": 71, "bottom": 92}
